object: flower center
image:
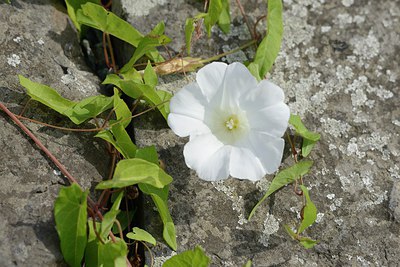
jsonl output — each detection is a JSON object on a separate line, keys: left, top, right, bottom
{"left": 205, "top": 108, "right": 250, "bottom": 145}
{"left": 224, "top": 115, "right": 239, "bottom": 130}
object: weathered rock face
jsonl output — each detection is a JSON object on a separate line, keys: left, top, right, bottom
{"left": 118, "top": 0, "right": 400, "bottom": 266}
{"left": 1, "top": 0, "right": 399, "bottom": 266}
{"left": 0, "top": 1, "right": 109, "bottom": 266}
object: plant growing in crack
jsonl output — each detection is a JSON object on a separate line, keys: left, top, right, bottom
{"left": 0, "top": 0, "right": 322, "bottom": 266}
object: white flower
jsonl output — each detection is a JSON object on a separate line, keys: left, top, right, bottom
{"left": 167, "top": 62, "right": 290, "bottom": 181}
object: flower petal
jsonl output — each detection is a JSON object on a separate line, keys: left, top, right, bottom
{"left": 168, "top": 113, "right": 210, "bottom": 137}
{"left": 169, "top": 82, "right": 207, "bottom": 120}
{"left": 240, "top": 80, "right": 286, "bottom": 112}
{"left": 229, "top": 145, "right": 266, "bottom": 181}
{"left": 217, "top": 62, "right": 258, "bottom": 110}
{"left": 197, "top": 146, "right": 232, "bottom": 181}
{"left": 247, "top": 131, "right": 285, "bottom": 174}
{"left": 183, "top": 133, "right": 230, "bottom": 181}
{"left": 196, "top": 62, "right": 227, "bottom": 102}
{"left": 247, "top": 102, "right": 290, "bottom": 137}
{"left": 168, "top": 82, "right": 211, "bottom": 137}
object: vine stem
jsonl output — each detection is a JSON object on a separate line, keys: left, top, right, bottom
{"left": 1, "top": 101, "right": 124, "bottom": 250}
{"left": 13, "top": 99, "right": 170, "bottom": 133}
{"left": 200, "top": 39, "right": 257, "bottom": 64}
{"left": 235, "top": 0, "right": 256, "bottom": 41}
{"left": 0, "top": 102, "right": 80, "bottom": 186}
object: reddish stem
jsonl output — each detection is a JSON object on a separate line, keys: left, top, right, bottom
{"left": 235, "top": 0, "right": 256, "bottom": 41}
{"left": 0, "top": 102, "right": 80, "bottom": 186}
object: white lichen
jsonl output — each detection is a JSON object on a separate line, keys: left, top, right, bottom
{"left": 389, "top": 165, "right": 400, "bottom": 179}
{"left": 13, "top": 36, "right": 23, "bottom": 43}
{"left": 212, "top": 181, "right": 247, "bottom": 225}
{"left": 37, "top": 38, "right": 45, "bottom": 45}
{"left": 327, "top": 193, "right": 335, "bottom": 200}
{"left": 341, "top": 0, "right": 354, "bottom": 7}
{"left": 258, "top": 214, "right": 279, "bottom": 247}
{"left": 7, "top": 54, "right": 21, "bottom": 67}
{"left": 320, "top": 117, "right": 351, "bottom": 138}
{"left": 350, "top": 31, "right": 380, "bottom": 61}
{"left": 316, "top": 212, "right": 325, "bottom": 223}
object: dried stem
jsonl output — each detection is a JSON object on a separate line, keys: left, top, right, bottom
{"left": 200, "top": 39, "right": 257, "bottom": 64}
{"left": 253, "top": 15, "right": 266, "bottom": 40}
{"left": 235, "top": 0, "right": 256, "bottom": 41}
{"left": 142, "top": 241, "right": 154, "bottom": 267}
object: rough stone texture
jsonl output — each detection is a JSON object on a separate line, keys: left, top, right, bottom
{"left": 118, "top": 0, "right": 400, "bottom": 266}
{"left": 0, "top": 0, "right": 399, "bottom": 266}
{"left": 0, "top": 1, "right": 109, "bottom": 266}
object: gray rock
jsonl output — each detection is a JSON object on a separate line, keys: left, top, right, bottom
{"left": 0, "top": 1, "right": 109, "bottom": 266}
{"left": 119, "top": 0, "right": 400, "bottom": 266}
{"left": 389, "top": 181, "right": 400, "bottom": 222}
{"left": 0, "top": 0, "right": 399, "bottom": 266}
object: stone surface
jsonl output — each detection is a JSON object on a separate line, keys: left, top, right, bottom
{"left": 0, "top": 1, "right": 109, "bottom": 266}
{"left": 119, "top": 0, "right": 400, "bottom": 266}
{"left": 0, "top": 0, "right": 399, "bottom": 266}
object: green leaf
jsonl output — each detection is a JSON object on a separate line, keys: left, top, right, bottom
{"left": 64, "top": 94, "right": 114, "bottom": 124}
{"left": 251, "top": 0, "right": 283, "bottom": 78}
{"left": 95, "top": 125, "right": 137, "bottom": 159}
{"left": 217, "top": 0, "right": 231, "bottom": 34}
{"left": 284, "top": 224, "right": 297, "bottom": 239}
{"left": 85, "top": 238, "right": 128, "bottom": 267}
{"left": 95, "top": 130, "right": 128, "bottom": 159}
{"left": 118, "top": 68, "right": 143, "bottom": 81}
{"left": 126, "top": 227, "right": 157, "bottom": 246}
{"left": 76, "top": 2, "right": 162, "bottom": 62}
{"left": 103, "top": 74, "right": 170, "bottom": 120}
{"left": 112, "top": 209, "right": 135, "bottom": 234}
{"left": 120, "top": 22, "right": 170, "bottom": 72}
{"left": 96, "top": 158, "right": 173, "bottom": 189}
{"left": 185, "top": 18, "right": 195, "bottom": 55}
{"left": 19, "top": 75, "right": 75, "bottom": 114}
{"left": 289, "top": 114, "right": 320, "bottom": 142}
{"left": 247, "top": 62, "right": 262, "bottom": 81}
{"left": 144, "top": 61, "right": 158, "bottom": 88}
{"left": 140, "top": 184, "right": 169, "bottom": 202}
{"left": 204, "top": 0, "right": 223, "bottom": 37}
{"left": 156, "top": 90, "right": 172, "bottom": 115}
{"left": 19, "top": 75, "right": 113, "bottom": 124}
{"left": 120, "top": 35, "right": 169, "bottom": 72}
{"left": 65, "top": 0, "right": 100, "bottom": 32}
{"left": 135, "top": 145, "right": 159, "bottom": 165}
{"left": 54, "top": 183, "right": 88, "bottom": 267}
{"left": 299, "top": 237, "right": 318, "bottom": 249}
{"left": 111, "top": 191, "right": 124, "bottom": 212}
{"left": 100, "top": 210, "right": 120, "bottom": 240}
{"left": 76, "top": 2, "right": 140, "bottom": 45}
{"left": 87, "top": 219, "right": 102, "bottom": 242}
{"left": 298, "top": 185, "right": 317, "bottom": 234}
{"left": 301, "top": 138, "right": 317, "bottom": 158}
{"left": 163, "top": 246, "right": 210, "bottom": 267}
{"left": 284, "top": 225, "right": 318, "bottom": 249}
{"left": 248, "top": 160, "right": 313, "bottom": 220}
{"left": 139, "top": 184, "right": 176, "bottom": 250}
{"left": 243, "top": 260, "right": 252, "bottom": 267}
{"left": 113, "top": 88, "right": 131, "bottom": 128}
{"left": 289, "top": 114, "right": 321, "bottom": 157}
{"left": 99, "top": 192, "right": 123, "bottom": 238}
{"left": 110, "top": 122, "right": 137, "bottom": 158}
